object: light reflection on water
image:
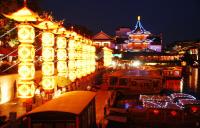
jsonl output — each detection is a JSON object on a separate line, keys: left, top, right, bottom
{"left": 183, "top": 66, "right": 200, "bottom": 99}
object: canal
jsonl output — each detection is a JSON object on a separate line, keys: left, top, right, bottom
{"left": 183, "top": 66, "right": 200, "bottom": 99}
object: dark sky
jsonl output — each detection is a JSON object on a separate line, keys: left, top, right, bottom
{"left": 39, "top": 0, "right": 200, "bottom": 44}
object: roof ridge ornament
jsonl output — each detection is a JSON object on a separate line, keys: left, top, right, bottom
{"left": 24, "top": 0, "right": 27, "bottom": 7}
{"left": 138, "top": 16, "right": 140, "bottom": 21}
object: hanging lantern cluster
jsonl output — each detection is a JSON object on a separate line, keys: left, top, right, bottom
{"left": 68, "top": 35, "right": 96, "bottom": 82}
{"left": 53, "top": 27, "right": 68, "bottom": 79}
{"left": 56, "top": 36, "right": 67, "bottom": 77}
{"left": 103, "top": 47, "right": 113, "bottom": 67}
{"left": 41, "top": 31, "right": 55, "bottom": 90}
{"left": 3, "top": 4, "right": 42, "bottom": 98}
{"left": 3, "top": 3, "right": 98, "bottom": 99}
{"left": 17, "top": 24, "right": 35, "bottom": 98}
{"left": 34, "top": 21, "right": 59, "bottom": 91}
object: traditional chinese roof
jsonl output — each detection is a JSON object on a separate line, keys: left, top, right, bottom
{"left": 27, "top": 91, "right": 96, "bottom": 115}
{"left": 52, "top": 26, "right": 67, "bottom": 35}
{"left": 3, "top": 6, "right": 42, "bottom": 22}
{"left": 93, "top": 31, "right": 113, "bottom": 41}
{"left": 33, "top": 20, "right": 59, "bottom": 30}
{"left": 127, "top": 16, "right": 151, "bottom": 36}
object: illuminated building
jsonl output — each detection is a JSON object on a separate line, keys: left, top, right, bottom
{"left": 115, "top": 27, "right": 131, "bottom": 50}
{"left": 124, "top": 16, "right": 151, "bottom": 51}
{"left": 93, "top": 31, "right": 114, "bottom": 48}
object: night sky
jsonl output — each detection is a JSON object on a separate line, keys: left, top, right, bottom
{"left": 39, "top": 0, "right": 200, "bottom": 45}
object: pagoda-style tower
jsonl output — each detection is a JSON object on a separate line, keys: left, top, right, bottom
{"left": 125, "top": 16, "right": 151, "bottom": 51}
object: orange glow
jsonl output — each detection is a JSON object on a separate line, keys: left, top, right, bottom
{"left": 153, "top": 109, "right": 159, "bottom": 115}
{"left": 18, "top": 24, "right": 35, "bottom": 43}
{"left": 18, "top": 44, "right": 35, "bottom": 61}
{"left": 42, "top": 32, "right": 55, "bottom": 46}
{"left": 34, "top": 21, "right": 59, "bottom": 30}
{"left": 3, "top": 6, "right": 42, "bottom": 22}
{"left": 17, "top": 81, "right": 35, "bottom": 98}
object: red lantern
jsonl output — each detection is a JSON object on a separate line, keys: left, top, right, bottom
{"left": 170, "top": 110, "right": 177, "bottom": 116}
{"left": 153, "top": 109, "right": 159, "bottom": 115}
{"left": 191, "top": 106, "right": 198, "bottom": 113}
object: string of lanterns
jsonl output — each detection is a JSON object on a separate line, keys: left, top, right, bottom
{"left": 2, "top": 2, "right": 112, "bottom": 99}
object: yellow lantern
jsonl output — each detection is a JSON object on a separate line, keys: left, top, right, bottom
{"left": 18, "top": 24, "right": 35, "bottom": 43}
{"left": 56, "top": 36, "right": 66, "bottom": 48}
{"left": 42, "top": 32, "right": 55, "bottom": 46}
{"left": 58, "top": 72, "right": 68, "bottom": 77}
{"left": 18, "top": 63, "right": 35, "bottom": 80}
{"left": 69, "top": 40, "right": 75, "bottom": 48}
{"left": 17, "top": 81, "right": 35, "bottom": 98}
{"left": 42, "top": 47, "right": 54, "bottom": 61}
{"left": 18, "top": 44, "right": 35, "bottom": 61}
{"left": 57, "top": 49, "right": 67, "bottom": 60}
{"left": 181, "top": 61, "right": 186, "bottom": 66}
{"left": 42, "top": 62, "right": 54, "bottom": 76}
{"left": 69, "top": 71, "right": 76, "bottom": 82}
{"left": 68, "top": 60, "right": 76, "bottom": 69}
{"left": 42, "top": 76, "right": 55, "bottom": 90}
{"left": 57, "top": 61, "right": 67, "bottom": 73}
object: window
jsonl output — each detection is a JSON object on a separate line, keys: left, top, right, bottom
{"left": 104, "top": 43, "right": 109, "bottom": 47}
{"left": 119, "top": 78, "right": 128, "bottom": 86}
{"left": 110, "top": 77, "right": 118, "bottom": 86}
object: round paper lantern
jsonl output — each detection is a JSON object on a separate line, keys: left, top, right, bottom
{"left": 42, "top": 47, "right": 54, "bottom": 61}
{"left": 42, "top": 62, "right": 54, "bottom": 76}
{"left": 42, "top": 76, "right": 55, "bottom": 90}
{"left": 57, "top": 49, "right": 67, "bottom": 60}
{"left": 42, "top": 32, "right": 55, "bottom": 46}
{"left": 57, "top": 61, "right": 67, "bottom": 73}
{"left": 18, "top": 24, "right": 35, "bottom": 43}
{"left": 18, "top": 44, "right": 35, "bottom": 61}
{"left": 17, "top": 81, "right": 35, "bottom": 98}
{"left": 18, "top": 63, "right": 35, "bottom": 80}
{"left": 56, "top": 36, "right": 66, "bottom": 48}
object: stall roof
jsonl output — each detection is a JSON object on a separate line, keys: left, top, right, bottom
{"left": 28, "top": 91, "right": 96, "bottom": 115}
